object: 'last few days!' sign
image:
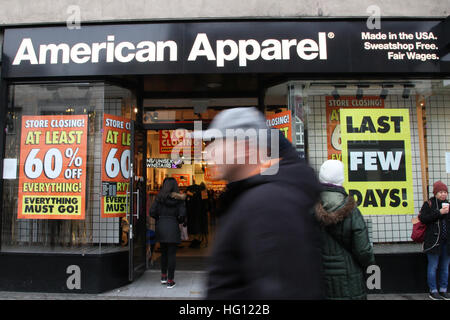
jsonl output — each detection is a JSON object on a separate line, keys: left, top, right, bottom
{"left": 18, "top": 115, "right": 88, "bottom": 219}
{"left": 341, "top": 109, "right": 413, "bottom": 215}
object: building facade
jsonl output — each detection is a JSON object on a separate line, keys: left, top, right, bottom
{"left": 0, "top": 0, "right": 448, "bottom": 293}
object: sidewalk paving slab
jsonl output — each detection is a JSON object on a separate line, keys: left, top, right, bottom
{"left": 0, "top": 270, "right": 432, "bottom": 300}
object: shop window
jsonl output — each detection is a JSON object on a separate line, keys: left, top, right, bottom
{"left": 1, "top": 82, "right": 136, "bottom": 253}
{"left": 265, "top": 79, "right": 450, "bottom": 245}
{"left": 142, "top": 98, "right": 256, "bottom": 125}
{"left": 264, "top": 82, "right": 306, "bottom": 159}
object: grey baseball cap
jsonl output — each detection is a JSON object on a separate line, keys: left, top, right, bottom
{"left": 190, "top": 107, "right": 270, "bottom": 140}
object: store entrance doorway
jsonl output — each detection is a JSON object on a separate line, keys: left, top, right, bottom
{"left": 145, "top": 128, "right": 226, "bottom": 270}
{"left": 141, "top": 96, "right": 259, "bottom": 270}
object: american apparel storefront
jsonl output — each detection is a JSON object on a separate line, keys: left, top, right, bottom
{"left": 0, "top": 18, "right": 448, "bottom": 293}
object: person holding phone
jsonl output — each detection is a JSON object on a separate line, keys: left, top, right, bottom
{"left": 419, "top": 180, "right": 450, "bottom": 300}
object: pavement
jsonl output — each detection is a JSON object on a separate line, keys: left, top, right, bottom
{"left": 0, "top": 270, "right": 208, "bottom": 300}
{"left": 0, "top": 269, "right": 433, "bottom": 300}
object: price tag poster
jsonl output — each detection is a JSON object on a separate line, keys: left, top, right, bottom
{"left": 18, "top": 115, "right": 88, "bottom": 219}
{"left": 326, "top": 96, "right": 384, "bottom": 161}
{"left": 101, "top": 114, "right": 131, "bottom": 218}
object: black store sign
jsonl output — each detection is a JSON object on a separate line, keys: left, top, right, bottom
{"left": 347, "top": 140, "right": 406, "bottom": 182}
{"left": 2, "top": 19, "right": 449, "bottom": 78}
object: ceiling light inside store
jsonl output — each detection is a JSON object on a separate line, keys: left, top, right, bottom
{"left": 402, "top": 88, "right": 410, "bottom": 99}
{"left": 330, "top": 84, "right": 346, "bottom": 99}
{"left": 380, "top": 83, "right": 394, "bottom": 99}
{"left": 356, "top": 88, "right": 363, "bottom": 99}
{"left": 331, "top": 89, "right": 340, "bottom": 99}
{"left": 193, "top": 99, "right": 209, "bottom": 114}
{"left": 402, "top": 84, "right": 414, "bottom": 99}
{"left": 356, "top": 84, "right": 369, "bottom": 100}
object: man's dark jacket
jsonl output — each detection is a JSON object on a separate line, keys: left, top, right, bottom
{"left": 206, "top": 147, "right": 325, "bottom": 300}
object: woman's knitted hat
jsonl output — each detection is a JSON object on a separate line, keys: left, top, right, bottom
{"left": 433, "top": 180, "right": 448, "bottom": 195}
{"left": 319, "top": 160, "right": 344, "bottom": 186}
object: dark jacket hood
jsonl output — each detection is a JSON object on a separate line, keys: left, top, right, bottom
{"left": 158, "top": 192, "right": 186, "bottom": 207}
{"left": 315, "top": 185, "right": 356, "bottom": 226}
{"left": 262, "top": 154, "right": 322, "bottom": 200}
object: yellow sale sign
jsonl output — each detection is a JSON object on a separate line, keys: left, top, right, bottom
{"left": 101, "top": 114, "right": 131, "bottom": 218}
{"left": 18, "top": 115, "right": 88, "bottom": 219}
{"left": 340, "top": 108, "right": 413, "bottom": 215}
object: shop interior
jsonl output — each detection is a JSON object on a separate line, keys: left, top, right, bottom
{"left": 139, "top": 74, "right": 290, "bottom": 267}
{"left": 146, "top": 127, "right": 225, "bottom": 261}
{"left": 140, "top": 77, "right": 450, "bottom": 268}
{"left": 142, "top": 97, "right": 278, "bottom": 266}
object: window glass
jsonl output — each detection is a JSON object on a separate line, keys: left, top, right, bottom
{"left": 1, "top": 82, "right": 136, "bottom": 253}
{"left": 265, "top": 79, "right": 450, "bottom": 245}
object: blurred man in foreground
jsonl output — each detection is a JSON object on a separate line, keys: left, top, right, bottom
{"left": 192, "top": 107, "right": 324, "bottom": 300}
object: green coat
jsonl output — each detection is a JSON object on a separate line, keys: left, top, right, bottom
{"left": 315, "top": 185, "right": 375, "bottom": 300}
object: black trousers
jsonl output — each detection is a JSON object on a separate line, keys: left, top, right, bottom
{"left": 160, "top": 243, "right": 177, "bottom": 280}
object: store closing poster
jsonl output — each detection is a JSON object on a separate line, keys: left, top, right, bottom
{"left": 18, "top": 115, "right": 88, "bottom": 219}
{"left": 266, "top": 111, "right": 292, "bottom": 142}
{"left": 341, "top": 108, "right": 413, "bottom": 215}
{"left": 326, "top": 96, "right": 384, "bottom": 161}
{"left": 159, "top": 129, "right": 201, "bottom": 155}
{"left": 101, "top": 114, "right": 131, "bottom": 218}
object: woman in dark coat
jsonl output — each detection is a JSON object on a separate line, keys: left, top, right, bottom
{"left": 314, "top": 160, "right": 375, "bottom": 300}
{"left": 150, "top": 178, "right": 186, "bottom": 288}
{"left": 419, "top": 180, "right": 450, "bottom": 300}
